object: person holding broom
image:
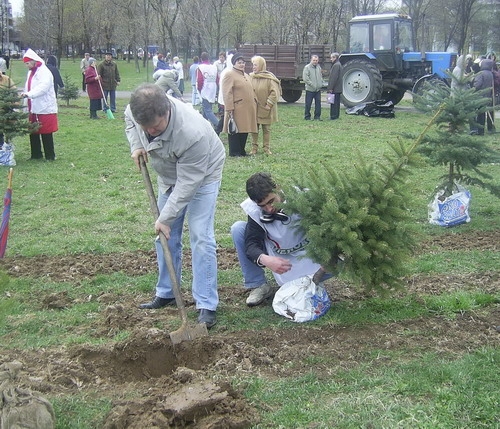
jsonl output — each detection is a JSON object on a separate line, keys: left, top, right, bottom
{"left": 125, "top": 83, "right": 225, "bottom": 329}
{"left": 84, "top": 58, "right": 103, "bottom": 119}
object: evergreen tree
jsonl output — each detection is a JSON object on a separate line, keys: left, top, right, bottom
{"left": 284, "top": 114, "right": 439, "bottom": 295}
{"left": 413, "top": 72, "right": 500, "bottom": 197}
{"left": 0, "top": 82, "right": 36, "bottom": 142}
{"left": 58, "top": 74, "right": 80, "bottom": 107}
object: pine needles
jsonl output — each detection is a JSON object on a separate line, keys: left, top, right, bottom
{"left": 285, "top": 111, "right": 441, "bottom": 295}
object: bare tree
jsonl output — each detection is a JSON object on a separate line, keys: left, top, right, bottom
{"left": 151, "top": 0, "right": 182, "bottom": 55}
{"left": 401, "top": 0, "right": 432, "bottom": 51}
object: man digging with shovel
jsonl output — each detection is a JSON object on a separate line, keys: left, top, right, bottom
{"left": 125, "top": 83, "right": 225, "bottom": 329}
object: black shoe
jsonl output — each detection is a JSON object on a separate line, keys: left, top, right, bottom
{"left": 139, "top": 296, "right": 176, "bottom": 309}
{"left": 198, "top": 309, "right": 217, "bottom": 328}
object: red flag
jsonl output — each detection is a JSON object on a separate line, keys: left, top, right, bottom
{"left": 0, "top": 168, "right": 13, "bottom": 258}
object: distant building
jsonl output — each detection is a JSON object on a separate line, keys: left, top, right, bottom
{"left": 0, "top": 0, "right": 20, "bottom": 57}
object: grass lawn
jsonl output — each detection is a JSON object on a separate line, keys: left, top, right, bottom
{"left": 0, "top": 58, "right": 498, "bottom": 429}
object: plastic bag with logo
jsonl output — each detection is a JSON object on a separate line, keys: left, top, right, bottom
{"left": 272, "top": 275, "right": 331, "bottom": 323}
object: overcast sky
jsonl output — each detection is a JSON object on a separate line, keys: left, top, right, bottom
{"left": 10, "top": 0, "right": 23, "bottom": 17}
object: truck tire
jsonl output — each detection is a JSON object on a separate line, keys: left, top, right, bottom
{"left": 281, "top": 89, "right": 302, "bottom": 103}
{"left": 341, "top": 59, "right": 383, "bottom": 108}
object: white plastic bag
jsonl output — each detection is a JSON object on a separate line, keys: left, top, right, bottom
{"left": 272, "top": 275, "right": 331, "bottom": 323}
{"left": 428, "top": 183, "right": 471, "bottom": 227}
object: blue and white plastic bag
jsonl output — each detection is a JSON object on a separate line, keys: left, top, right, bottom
{"left": 0, "top": 144, "right": 16, "bottom": 167}
{"left": 428, "top": 183, "right": 471, "bottom": 227}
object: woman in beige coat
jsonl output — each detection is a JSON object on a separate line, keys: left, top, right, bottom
{"left": 249, "top": 56, "right": 281, "bottom": 155}
{"left": 221, "top": 54, "right": 257, "bottom": 156}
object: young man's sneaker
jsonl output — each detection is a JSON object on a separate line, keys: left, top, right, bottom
{"left": 246, "top": 283, "right": 274, "bottom": 307}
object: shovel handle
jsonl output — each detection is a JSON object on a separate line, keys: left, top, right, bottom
{"left": 138, "top": 155, "right": 188, "bottom": 324}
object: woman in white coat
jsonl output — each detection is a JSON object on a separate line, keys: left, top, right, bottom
{"left": 21, "top": 49, "right": 58, "bottom": 161}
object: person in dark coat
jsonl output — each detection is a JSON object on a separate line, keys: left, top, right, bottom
{"left": 84, "top": 58, "right": 103, "bottom": 119}
{"left": 326, "top": 52, "right": 343, "bottom": 120}
{"left": 471, "top": 59, "right": 495, "bottom": 135}
{"left": 97, "top": 53, "right": 120, "bottom": 112}
{"left": 45, "top": 55, "right": 64, "bottom": 97}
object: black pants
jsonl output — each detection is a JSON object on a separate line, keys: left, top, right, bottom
{"left": 329, "top": 93, "right": 341, "bottom": 119}
{"left": 228, "top": 133, "right": 248, "bottom": 156}
{"left": 30, "top": 133, "right": 55, "bottom": 160}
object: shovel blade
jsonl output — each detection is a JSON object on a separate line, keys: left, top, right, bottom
{"left": 169, "top": 322, "right": 208, "bottom": 345}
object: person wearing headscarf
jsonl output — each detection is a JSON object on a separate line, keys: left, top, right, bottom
{"left": 85, "top": 57, "right": 103, "bottom": 119}
{"left": 221, "top": 53, "right": 257, "bottom": 157}
{"left": 248, "top": 56, "right": 281, "bottom": 155}
{"left": 21, "top": 49, "right": 58, "bottom": 161}
{"left": 451, "top": 55, "right": 472, "bottom": 92}
{"left": 45, "top": 55, "right": 64, "bottom": 97}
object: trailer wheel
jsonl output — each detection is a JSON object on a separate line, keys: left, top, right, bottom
{"left": 282, "top": 89, "right": 302, "bottom": 103}
{"left": 341, "top": 59, "right": 383, "bottom": 108}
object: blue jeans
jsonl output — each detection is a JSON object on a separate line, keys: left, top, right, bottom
{"left": 155, "top": 180, "right": 221, "bottom": 311}
{"left": 103, "top": 89, "right": 117, "bottom": 112}
{"left": 201, "top": 98, "right": 219, "bottom": 127}
{"left": 230, "top": 221, "right": 267, "bottom": 289}
{"left": 191, "top": 85, "right": 200, "bottom": 105}
{"left": 305, "top": 90, "right": 321, "bottom": 120}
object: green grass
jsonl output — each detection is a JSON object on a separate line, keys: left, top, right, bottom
{"left": 2, "top": 58, "right": 499, "bottom": 429}
{"left": 245, "top": 348, "right": 500, "bottom": 428}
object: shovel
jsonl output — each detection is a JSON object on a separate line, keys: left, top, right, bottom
{"left": 138, "top": 155, "right": 208, "bottom": 344}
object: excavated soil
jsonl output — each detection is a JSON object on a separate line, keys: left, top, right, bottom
{"left": 1, "top": 230, "right": 499, "bottom": 428}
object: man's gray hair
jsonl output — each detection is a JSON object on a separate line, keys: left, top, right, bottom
{"left": 129, "top": 83, "right": 171, "bottom": 126}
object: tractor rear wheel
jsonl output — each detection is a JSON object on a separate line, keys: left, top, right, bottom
{"left": 341, "top": 59, "right": 383, "bottom": 108}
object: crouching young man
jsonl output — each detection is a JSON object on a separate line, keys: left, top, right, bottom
{"left": 231, "top": 172, "right": 330, "bottom": 306}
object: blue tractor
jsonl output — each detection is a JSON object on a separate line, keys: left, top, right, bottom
{"left": 340, "top": 13, "right": 457, "bottom": 107}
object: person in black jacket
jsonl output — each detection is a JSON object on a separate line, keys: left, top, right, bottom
{"left": 471, "top": 59, "right": 495, "bottom": 135}
{"left": 45, "top": 55, "right": 64, "bottom": 97}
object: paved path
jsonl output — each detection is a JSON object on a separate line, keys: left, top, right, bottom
{"left": 87, "top": 90, "right": 499, "bottom": 118}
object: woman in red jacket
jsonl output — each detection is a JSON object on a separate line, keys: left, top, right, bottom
{"left": 84, "top": 58, "right": 103, "bottom": 119}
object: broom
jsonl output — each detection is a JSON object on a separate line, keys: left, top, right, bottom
{"left": 97, "top": 76, "right": 115, "bottom": 120}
